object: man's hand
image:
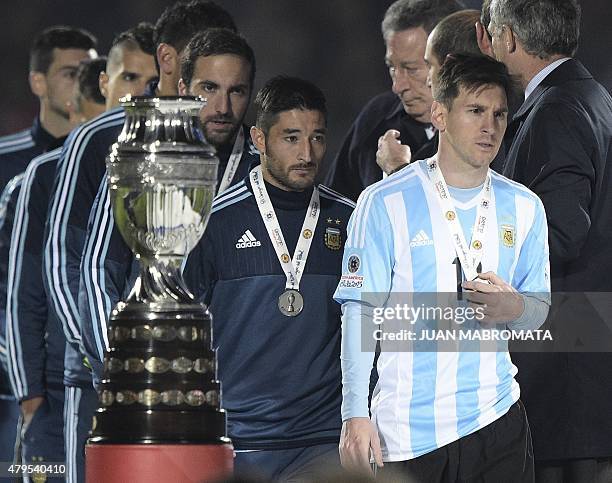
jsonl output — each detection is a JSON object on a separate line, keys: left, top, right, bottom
{"left": 20, "top": 396, "right": 44, "bottom": 428}
{"left": 462, "top": 271, "right": 524, "bottom": 324}
{"left": 376, "top": 130, "right": 411, "bottom": 175}
{"left": 339, "top": 417, "right": 383, "bottom": 473}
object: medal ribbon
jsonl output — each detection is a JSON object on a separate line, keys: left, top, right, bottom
{"left": 426, "top": 157, "right": 492, "bottom": 281}
{"left": 217, "top": 127, "right": 245, "bottom": 194}
{"left": 249, "top": 165, "right": 320, "bottom": 290}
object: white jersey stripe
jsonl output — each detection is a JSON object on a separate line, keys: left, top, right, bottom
{"left": 6, "top": 176, "right": 28, "bottom": 399}
{"left": 212, "top": 191, "right": 252, "bottom": 213}
{"left": 6, "top": 149, "right": 61, "bottom": 398}
{"left": 45, "top": 110, "right": 125, "bottom": 344}
{"left": 212, "top": 182, "right": 247, "bottom": 206}
{"left": 82, "top": 178, "right": 114, "bottom": 356}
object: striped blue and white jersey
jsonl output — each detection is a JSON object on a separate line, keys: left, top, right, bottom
{"left": 334, "top": 159, "right": 550, "bottom": 461}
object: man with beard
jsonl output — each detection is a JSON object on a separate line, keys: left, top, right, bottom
{"left": 182, "top": 75, "right": 353, "bottom": 480}
{"left": 78, "top": 28, "right": 259, "bottom": 382}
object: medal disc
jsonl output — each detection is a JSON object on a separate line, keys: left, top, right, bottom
{"left": 278, "top": 289, "right": 304, "bottom": 317}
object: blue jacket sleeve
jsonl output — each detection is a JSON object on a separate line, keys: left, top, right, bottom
{"left": 79, "top": 176, "right": 134, "bottom": 383}
{"left": 5, "top": 167, "right": 47, "bottom": 401}
{"left": 0, "top": 174, "right": 24, "bottom": 374}
{"left": 43, "top": 112, "right": 124, "bottom": 348}
{"left": 183, "top": 226, "right": 218, "bottom": 306}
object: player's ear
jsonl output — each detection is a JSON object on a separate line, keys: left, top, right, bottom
{"left": 502, "top": 25, "right": 517, "bottom": 55}
{"left": 178, "top": 78, "right": 188, "bottom": 96}
{"left": 99, "top": 71, "right": 109, "bottom": 100}
{"left": 29, "top": 71, "right": 46, "bottom": 98}
{"left": 430, "top": 100, "right": 447, "bottom": 132}
{"left": 157, "top": 43, "right": 177, "bottom": 77}
{"left": 250, "top": 125, "right": 266, "bottom": 154}
{"left": 475, "top": 21, "right": 495, "bottom": 59}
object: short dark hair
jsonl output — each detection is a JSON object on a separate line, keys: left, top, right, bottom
{"left": 489, "top": 0, "right": 580, "bottom": 58}
{"left": 77, "top": 57, "right": 106, "bottom": 105}
{"left": 255, "top": 76, "right": 327, "bottom": 135}
{"left": 430, "top": 10, "right": 482, "bottom": 64}
{"left": 111, "top": 22, "right": 156, "bottom": 57}
{"left": 30, "top": 26, "right": 97, "bottom": 73}
{"left": 180, "top": 28, "right": 255, "bottom": 88}
{"left": 155, "top": 1, "right": 237, "bottom": 55}
{"left": 433, "top": 53, "right": 516, "bottom": 110}
{"left": 382, "top": 0, "right": 461, "bottom": 40}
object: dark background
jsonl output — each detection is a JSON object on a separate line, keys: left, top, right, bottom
{"left": 0, "top": 0, "right": 610, "bottom": 176}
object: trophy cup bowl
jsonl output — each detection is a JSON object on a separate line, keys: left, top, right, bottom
{"left": 86, "top": 97, "right": 233, "bottom": 482}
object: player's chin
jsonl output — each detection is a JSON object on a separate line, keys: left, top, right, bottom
{"left": 287, "top": 171, "right": 316, "bottom": 190}
{"left": 204, "top": 130, "right": 234, "bottom": 148}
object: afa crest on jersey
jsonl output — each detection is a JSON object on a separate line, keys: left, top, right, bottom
{"left": 501, "top": 224, "right": 515, "bottom": 247}
{"left": 324, "top": 227, "right": 341, "bottom": 250}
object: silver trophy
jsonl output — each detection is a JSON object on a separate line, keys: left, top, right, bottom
{"left": 89, "top": 96, "right": 228, "bottom": 444}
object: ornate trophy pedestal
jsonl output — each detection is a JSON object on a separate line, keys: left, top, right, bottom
{"left": 85, "top": 97, "right": 232, "bottom": 482}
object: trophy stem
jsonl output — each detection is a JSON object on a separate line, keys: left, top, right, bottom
{"left": 127, "top": 257, "right": 194, "bottom": 306}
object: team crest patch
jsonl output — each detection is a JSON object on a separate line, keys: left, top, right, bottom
{"left": 325, "top": 227, "right": 342, "bottom": 250}
{"left": 348, "top": 254, "right": 360, "bottom": 273}
{"left": 501, "top": 224, "right": 515, "bottom": 247}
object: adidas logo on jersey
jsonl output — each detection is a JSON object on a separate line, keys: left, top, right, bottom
{"left": 409, "top": 230, "right": 434, "bottom": 247}
{"left": 236, "top": 229, "right": 261, "bottom": 249}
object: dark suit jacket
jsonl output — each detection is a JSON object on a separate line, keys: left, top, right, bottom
{"left": 325, "top": 91, "right": 435, "bottom": 201}
{"left": 503, "top": 59, "right": 612, "bottom": 460}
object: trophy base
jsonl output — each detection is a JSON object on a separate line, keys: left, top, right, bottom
{"left": 94, "top": 301, "right": 227, "bottom": 444}
{"left": 89, "top": 408, "right": 229, "bottom": 444}
{"left": 86, "top": 443, "right": 233, "bottom": 482}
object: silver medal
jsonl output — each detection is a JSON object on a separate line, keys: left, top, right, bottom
{"left": 278, "top": 289, "right": 304, "bottom": 317}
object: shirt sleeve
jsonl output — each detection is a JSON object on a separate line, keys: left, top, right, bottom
{"left": 333, "top": 189, "right": 395, "bottom": 420}
{"left": 510, "top": 195, "right": 551, "bottom": 329}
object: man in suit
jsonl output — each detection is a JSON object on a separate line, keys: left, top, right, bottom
{"left": 324, "top": 0, "right": 461, "bottom": 201}
{"left": 489, "top": 0, "right": 612, "bottom": 481}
